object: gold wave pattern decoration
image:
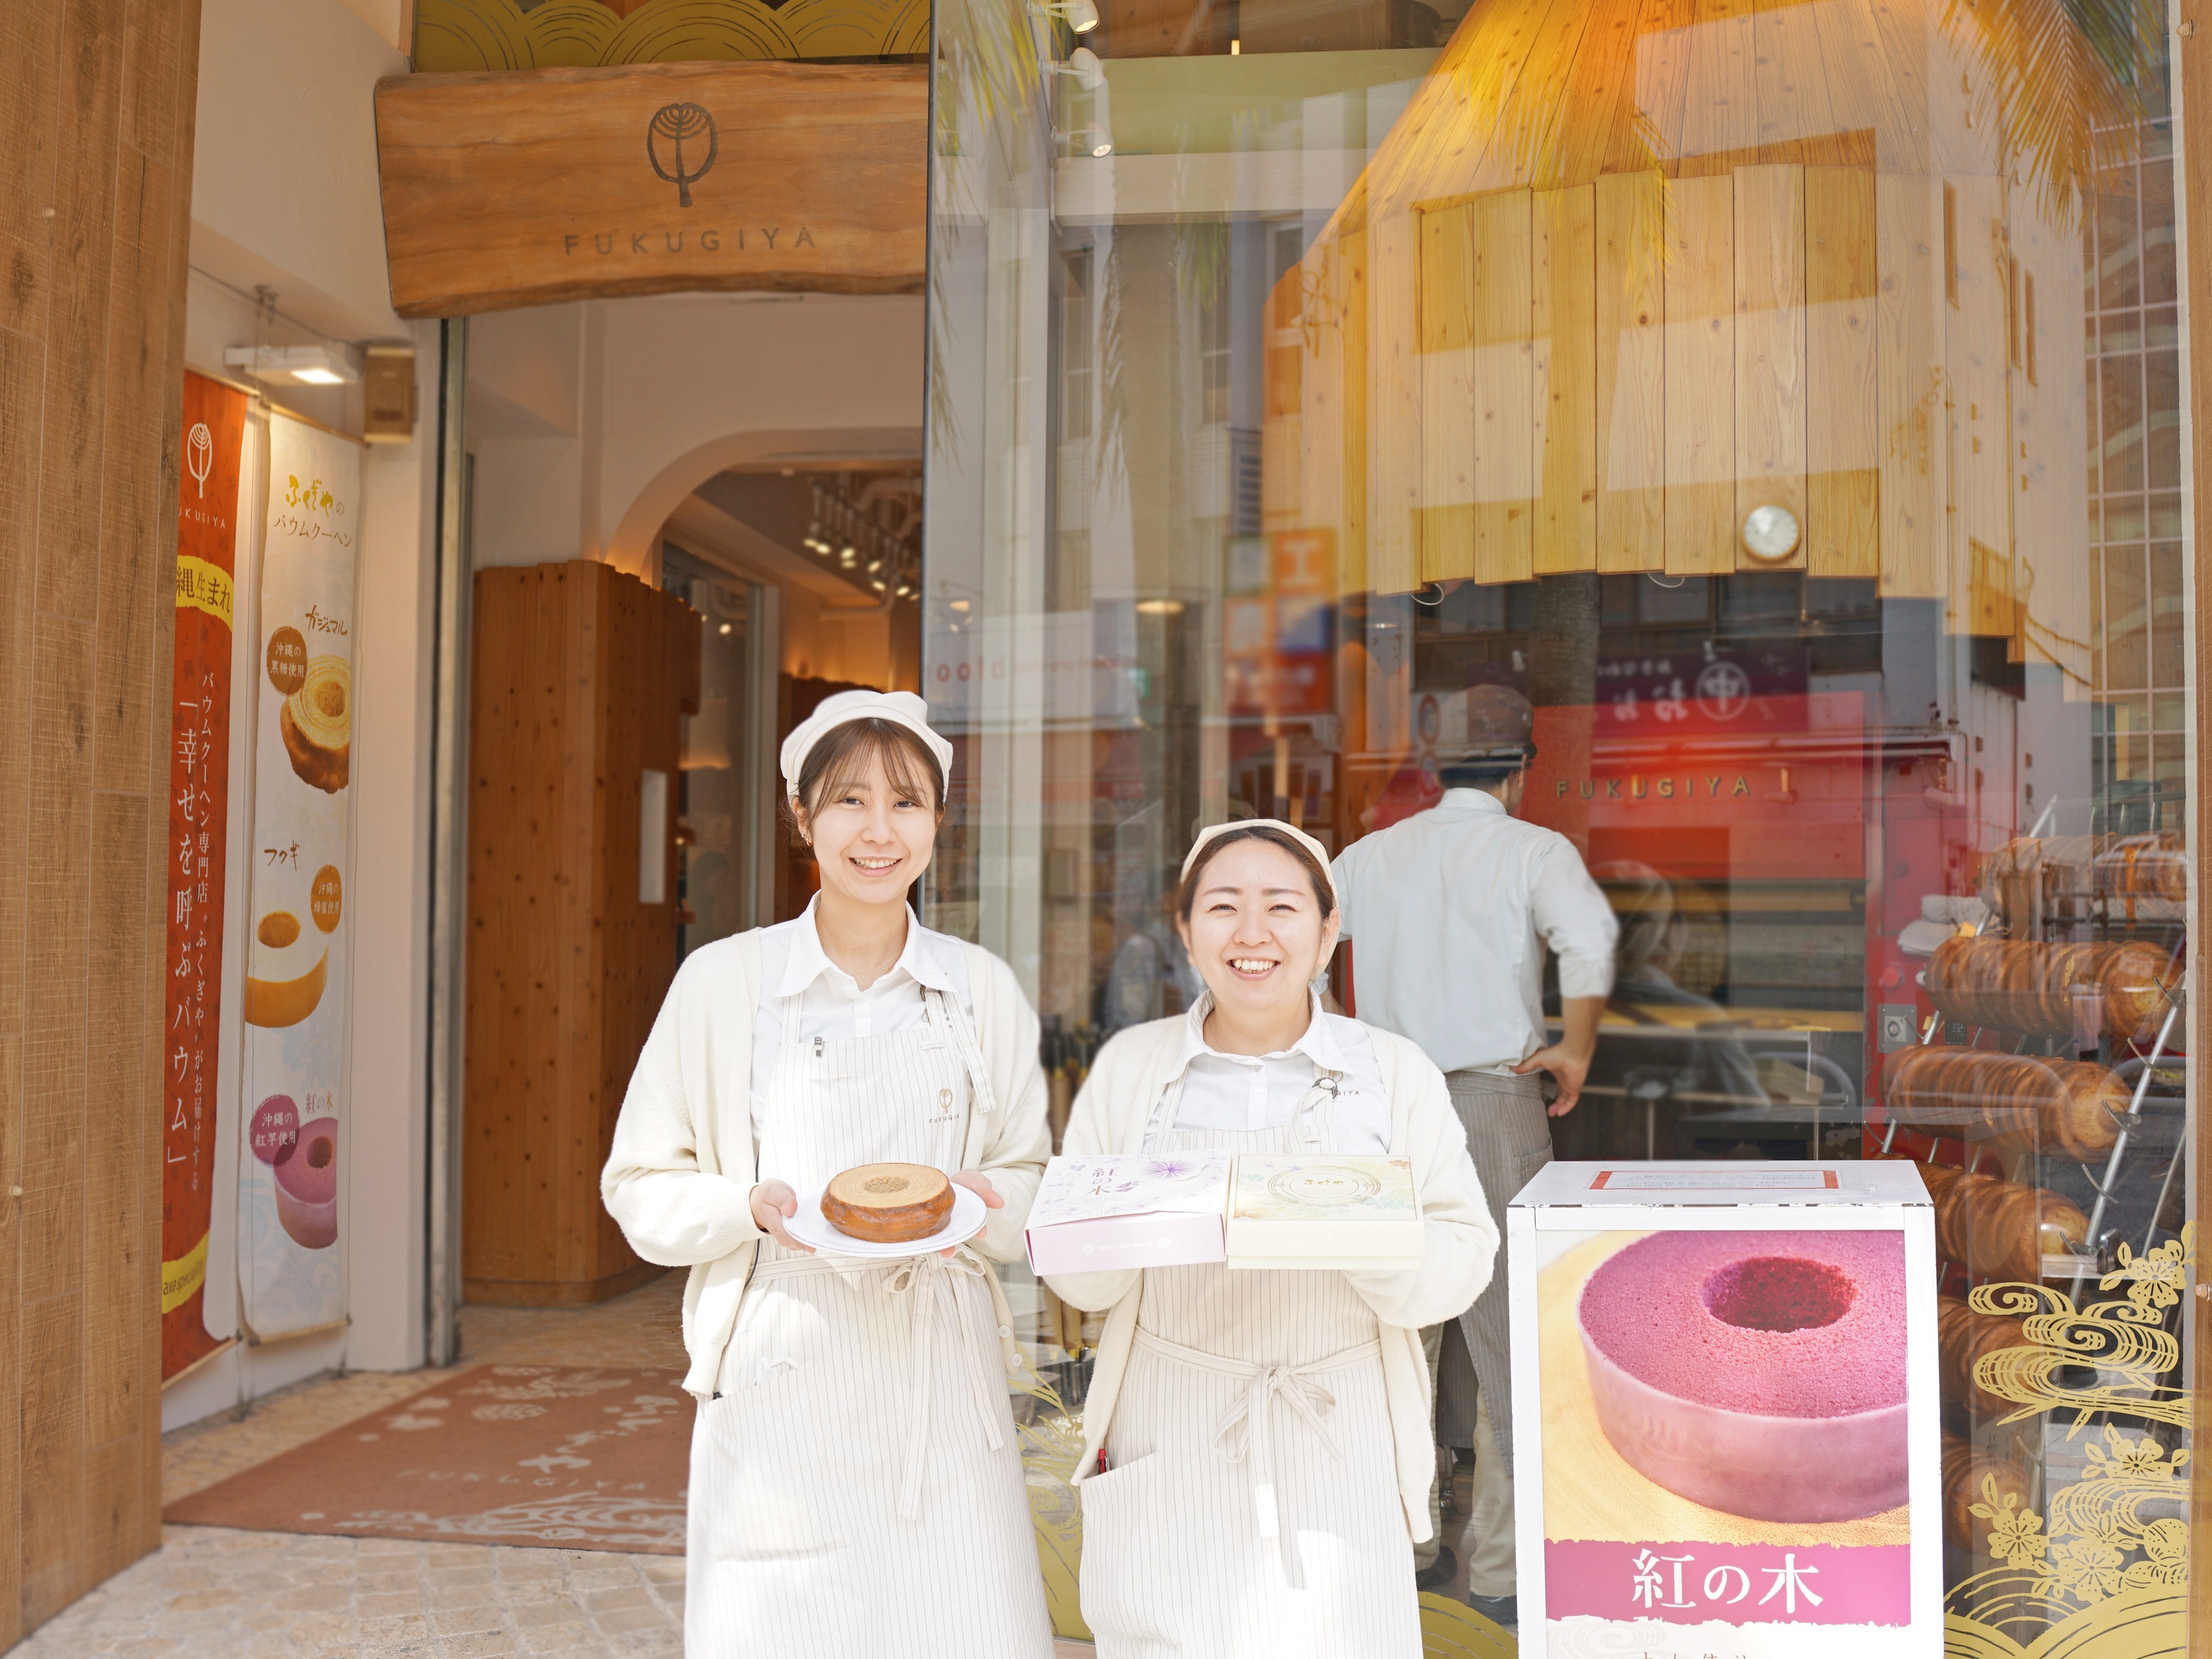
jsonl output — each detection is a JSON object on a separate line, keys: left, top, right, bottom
{"left": 1009, "top": 1356, "right": 1093, "bottom": 1643}
{"left": 1944, "top": 1430, "right": 2190, "bottom": 1656}
{"left": 1965, "top": 1229, "right": 2193, "bottom": 1433}
{"left": 1416, "top": 1592, "right": 1517, "bottom": 1658}
{"left": 1940, "top": 1226, "right": 2192, "bottom": 1658}
{"left": 413, "top": 0, "right": 928, "bottom": 71}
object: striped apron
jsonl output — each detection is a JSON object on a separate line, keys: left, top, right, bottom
{"left": 1077, "top": 1079, "right": 1418, "bottom": 1657}
{"left": 685, "top": 987, "right": 1051, "bottom": 1658}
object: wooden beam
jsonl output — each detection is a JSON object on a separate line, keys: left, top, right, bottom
{"left": 374, "top": 60, "right": 928, "bottom": 317}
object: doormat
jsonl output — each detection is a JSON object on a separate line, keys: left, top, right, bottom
{"left": 164, "top": 1364, "right": 693, "bottom": 1553}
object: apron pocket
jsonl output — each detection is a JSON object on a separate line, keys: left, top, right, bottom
{"left": 1077, "top": 1454, "right": 1174, "bottom": 1642}
{"left": 698, "top": 1362, "right": 852, "bottom": 1561}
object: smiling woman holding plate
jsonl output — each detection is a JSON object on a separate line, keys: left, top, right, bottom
{"left": 601, "top": 690, "right": 1052, "bottom": 1659}
{"left": 1045, "top": 820, "right": 1497, "bottom": 1656}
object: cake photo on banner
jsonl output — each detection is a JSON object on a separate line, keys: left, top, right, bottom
{"left": 161, "top": 369, "right": 249, "bottom": 1382}
{"left": 1507, "top": 1162, "right": 1941, "bottom": 1657}
{"left": 236, "top": 412, "right": 361, "bottom": 1340}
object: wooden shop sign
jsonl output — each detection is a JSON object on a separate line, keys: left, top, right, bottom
{"left": 373, "top": 60, "right": 926, "bottom": 317}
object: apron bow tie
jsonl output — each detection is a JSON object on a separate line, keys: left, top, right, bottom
{"left": 882, "top": 1245, "right": 1006, "bottom": 1519}
{"left": 1131, "top": 1327, "right": 1379, "bottom": 1588}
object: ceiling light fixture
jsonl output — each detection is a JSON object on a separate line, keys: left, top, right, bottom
{"left": 224, "top": 343, "right": 360, "bottom": 386}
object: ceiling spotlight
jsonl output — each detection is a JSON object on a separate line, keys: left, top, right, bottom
{"left": 949, "top": 598, "right": 971, "bottom": 613}
{"left": 1135, "top": 597, "right": 1185, "bottom": 615}
{"left": 1036, "top": 0, "right": 1100, "bottom": 29}
{"left": 870, "top": 579, "right": 887, "bottom": 592}
{"left": 1092, "top": 139, "right": 1113, "bottom": 157}
{"left": 840, "top": 551, "right": 857, "bottom": 567}
{"left": 718, "top": 621, "right": 732, "bottom": 635}
{"left": 223, "top": 343, "right": 360, "bottom": 386}
{"left": 866, "top": 558, "right": 883, "bottom": 574}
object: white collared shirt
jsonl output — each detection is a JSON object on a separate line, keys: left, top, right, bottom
{"left": 747, "top": 898, "right": 973, "bottom": 1145}
{"left": 1332, "top": 787, "right": 1618, "bottom": 1075}
{"left": 1151, "top": 993, "right": 1394, "bottom": 1152}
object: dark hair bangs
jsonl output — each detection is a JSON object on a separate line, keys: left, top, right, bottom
{"left": 1175, "top": 825, "right": 1335, "bottom": 921}
{"left": 796, "top": 718, "right": 945, "bottom": 815}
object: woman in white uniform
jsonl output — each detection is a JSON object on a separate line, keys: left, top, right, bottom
{"left": 602, "top": 690, "right": 1053, "bottom": 1659}
{"left": 1047, "top": 821, "right": 1496, "bottom": 1657}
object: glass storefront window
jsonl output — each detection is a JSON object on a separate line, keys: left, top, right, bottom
{"left": 927, "top": 0, "right": 2195, "bottom": 1647}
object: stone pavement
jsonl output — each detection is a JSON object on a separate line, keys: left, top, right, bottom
{"left": 9, "top": 1528, "right": 685, "bottom": 1658}
{"left": 8, "top": 1273, "right": 1093, "bottom": 1656}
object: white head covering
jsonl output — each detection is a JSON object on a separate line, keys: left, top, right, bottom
{"left": 780, "top": 689, "right": 954, "bottom": 802}
{"left": 1179, "top": 817, "right": 1337, "bottom": 907}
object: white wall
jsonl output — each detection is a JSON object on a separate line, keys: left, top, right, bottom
{"left": 168, "top": 0, "right": 437, "bottom": 1429}
{"left": 469, "top": 293, "right": 926, "bottom": 576}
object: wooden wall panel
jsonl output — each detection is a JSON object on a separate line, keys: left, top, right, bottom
{"left": 1877, "top": 173, "right": 1947, "bottom": 598}
{"left": 1664, "top": 173, "right": 1736, "bottom": 573}
{"left": 1468, "top": 189, "right": 1535, "bottom": 584}
{"left": 1417, "top": 201, "right": 1476, "bottom": 584}
{"left": 1805, "top": 164, "right": 1880, "bottom": 577}
{"left": 1367, "top": 214, "right": 1422, "bottom": 596}
{"left": 465, "top": 561, "right": 698, "bottom": 1305}
{"left": 1534, "top": 184, "right": 1598, "bottom": 574}
{"left": 1595, "top": 171, "right": 1666, "bottom": 571}
{"left": 0, "top": 0, "right": 197, "bottom": 1642}
{"left": 1733, "top": 164, "right": 1807, "bottom": 569}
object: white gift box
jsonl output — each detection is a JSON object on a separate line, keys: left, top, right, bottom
{"left": 1506, "top": 1161, "right": 1941, "bottom": 1659}
{"left": 1024, "top": 1153, "right": 1232, "bottom": 1276}
{"left": 1225, "top": 1154, "right": 1423, "bottom": 1270}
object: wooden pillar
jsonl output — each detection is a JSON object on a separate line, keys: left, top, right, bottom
{"left": 2180, "top": 6, "right": 2212, "bottom": 1646}
{"left": 463, "top": 561, "right": 700, "bottom": 1306}
{"left": 0, "top": 0, "right": 203, "bottom": 1643}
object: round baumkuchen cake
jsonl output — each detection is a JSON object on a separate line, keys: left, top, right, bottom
{"left": 821, "top": 1163, "right": 955, "bottom": 1243}
{"left": 1576, "top": 1230, "right": 1907, "bottom": 1522}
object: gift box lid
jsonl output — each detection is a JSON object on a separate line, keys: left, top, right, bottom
{"left": 1027, "top": 1152, "right": 1233, "bottom": 1231}
{"left": 1228, "top": 1154, "right": 1420, "bottom": 1224}
{"left": 1510, "top": 1159, "right": 1933, "bottom": 1211}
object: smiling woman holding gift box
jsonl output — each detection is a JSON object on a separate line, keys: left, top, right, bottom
{"left": 600, "top": 691, "right": 1052, "bottom": 1659}
{"left": 1046, "top": 820, "right": 1497, "bottom": 1656}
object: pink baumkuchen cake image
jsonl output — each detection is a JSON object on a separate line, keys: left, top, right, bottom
{"left": 1576, "top": 1230, "right": 1907, "bottom": 1522}
{"left": 274, "top": 1117, "right": 339, "bottom": 1249}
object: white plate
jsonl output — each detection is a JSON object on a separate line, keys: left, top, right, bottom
{"left": 785, "top": 1180, "right": 990, "bottom": 1259}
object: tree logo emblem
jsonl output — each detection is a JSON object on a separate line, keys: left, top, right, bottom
{"left": 646, "top": 103, "right": 717, "bottom": 207}
{"left": 186, "top": 423, "right": 214, "bottom": 498}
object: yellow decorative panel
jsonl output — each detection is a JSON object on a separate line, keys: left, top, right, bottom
{"left": 413, "top": 0, "right": 926, "bottom": 70}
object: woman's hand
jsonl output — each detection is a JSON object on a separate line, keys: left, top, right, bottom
{"left": 750, "top": 1179, "right": 813, "bottom": 1253}
{"left": 944, "top": 1170, "right": 1004, "bottom": 1255}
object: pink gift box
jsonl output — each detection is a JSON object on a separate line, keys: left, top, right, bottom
{"left": 1023, "top": 1153, "right": 1232, "bottom": 1277}
{"left": 1025, "top": 1206, "right": 1226, "bottom": 1277}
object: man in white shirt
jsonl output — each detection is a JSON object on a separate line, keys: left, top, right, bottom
{"left": 1330, "top": 685, "right": 1617, "bottom": 1625}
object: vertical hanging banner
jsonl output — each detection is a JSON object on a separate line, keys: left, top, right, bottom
{"left": 162, "top": 372, "right": 249, "bottom": 1379}
{"left": 238, "top": 414, "right": 360, "bottom": 1337}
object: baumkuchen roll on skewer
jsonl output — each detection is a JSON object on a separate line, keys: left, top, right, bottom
{"left": 1981, "top": 833, "right": 2188, "bottom": 926}
{"left": 1937, "top": 1294, "right": 2028, "bottom": 1419}
{"left": 1925, "top": 934, "right": 2176, "bottom": 1045}
{"left": 1882, "top": 1045, "right": 2126, "bottom": 1162}
{"left": 1942, "top": 1434, "right": 2034, "bottom": 1554}
{"left": 1901, "top": 1160, "right": 2089, "bottom": 1283}
{"left": 820, "top": 1163, "right": 955, "bottom": 1243}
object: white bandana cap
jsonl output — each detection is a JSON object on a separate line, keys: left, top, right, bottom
{"left": 780, "top": 689, "right": 954, "bottom": 802}
{"left": 1180, "top": 817, "right": 1336, "bottom": 906}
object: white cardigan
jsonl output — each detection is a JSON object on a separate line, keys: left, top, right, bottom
{"left": 1044, "top": 1016, "right": 1497, "bottom": 1545}
{"left": 600, "top": 928, "right": 1052, "bottom": 1395}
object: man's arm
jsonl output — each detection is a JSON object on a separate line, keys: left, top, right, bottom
{"left": 1516, "top": 840, "right": 1620, "bottom": 1117}
{"left": 1512, "top": 994, "right": 1604, "bottom": 1116}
